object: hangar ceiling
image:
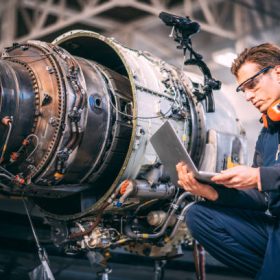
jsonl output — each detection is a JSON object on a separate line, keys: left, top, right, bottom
{"left": 0, "top": 0, "right": 279, "bottom": 61}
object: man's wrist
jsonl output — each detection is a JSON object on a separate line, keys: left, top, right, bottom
{"left": 203, "top": 185, "right": 219, "bottom": 201}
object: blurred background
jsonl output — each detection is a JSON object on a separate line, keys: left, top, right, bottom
{"left": 0, "top": 0, "right": 279, "bottom": 279}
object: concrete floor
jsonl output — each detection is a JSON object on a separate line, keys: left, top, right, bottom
{"left": 0, "top": 248, "right": 252, "bottom": 280}
{"left": 0, "top": 207, "right": 253, "bottom": 280}
{"left": 54, "top": 262, "right": 252, "bottom": 280}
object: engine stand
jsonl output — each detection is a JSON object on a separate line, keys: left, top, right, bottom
{"left": 97, "top": 266, "right": 112, "bottom": 280}
{"left": 87, "top": 250, "right": 112, "bottom": 280}
{"left": 154, "top": 259, "right": 167, "bottom": 280}
{"left": 193, "top": 240, "right": 206, "bottom": 280}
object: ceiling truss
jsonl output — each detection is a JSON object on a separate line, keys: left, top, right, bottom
{"left": 0, "top": 0, "right": 278, "bottom": 54}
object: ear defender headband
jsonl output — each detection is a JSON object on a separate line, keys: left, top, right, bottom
{"left": 262, "top": 99, "right": 280, "bottom": 128}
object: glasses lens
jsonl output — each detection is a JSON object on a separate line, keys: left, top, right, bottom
{"left": 241, "top": 77, "right": 259, "bottom": 92}
{"left": 236, "top": 66, "right": 273, "bottom": 93}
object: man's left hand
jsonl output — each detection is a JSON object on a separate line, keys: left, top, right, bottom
{"left": 211, "top": 165, "right": 260, "bottom": 190}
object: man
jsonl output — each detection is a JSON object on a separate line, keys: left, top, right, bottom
{"left": 176, "top": 43, "right": 280, "bottom": 279}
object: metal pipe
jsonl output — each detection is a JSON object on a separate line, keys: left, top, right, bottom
{"left": 135, "top": 192, "right": 192, "bottom": 239}
{"left": 0, "top": 173, "right": 12, "bottom": 180}
{"left": 169, "top": 201, "right": 196, "bottom": 239}
{"left": 0, "top": 121, "right": 12, "bottom": 163}
{"left": 0, "top": 165, "right": 14, "bottom": 177}
{"left": 0, "top": 183, "right": 11, "bottom": 192}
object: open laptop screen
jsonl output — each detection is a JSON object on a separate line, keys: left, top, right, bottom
{"left": 150, "top": 121, "right": 218, "bottom": 185}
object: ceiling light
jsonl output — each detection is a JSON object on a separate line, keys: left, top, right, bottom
{"left": 212, "top": 49, "right": 237, "bottom": 68}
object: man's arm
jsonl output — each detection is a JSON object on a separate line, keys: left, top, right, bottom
{"left": 176, "top": 162, "right": 267, "bottom": 210}
{"left": 250, "top": 130, "right": 280, "bottom": 191}
{"left": 259, "top": 165, "right": 280, "bottom": 191}
{"left": 210, "top": 184, "right": 267, "bottom": 211}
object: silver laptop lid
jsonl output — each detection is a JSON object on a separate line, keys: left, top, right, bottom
{"left": 150, "top": 121, "right": 217, "bottom": 186}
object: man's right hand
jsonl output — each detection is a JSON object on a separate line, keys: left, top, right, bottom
{"left": 176, "top": 162, "right": 219, "bottom": 201}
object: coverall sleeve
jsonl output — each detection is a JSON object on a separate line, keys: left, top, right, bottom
{"left": 255, "top": 129, "right": 280, "bottom": 192}
{"left": 259, "top": 165, "right": 280, "bottom": 191}
{"left": 210, "top": 185, "right": 267, "bottom": 211}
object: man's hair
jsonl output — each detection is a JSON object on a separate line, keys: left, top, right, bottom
{"left": 231, "top": 43, "right": 280, "bottom": 76}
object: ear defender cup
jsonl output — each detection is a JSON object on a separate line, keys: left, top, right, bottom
{"left": 262, "top": 99, "right": 280, "bottom": 128}
{"left": 268, "top": 99, "right": 280, "bottom": 121}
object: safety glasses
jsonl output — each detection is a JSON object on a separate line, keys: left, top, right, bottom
{"left": 236, "top": 65, "right": 274, "bottom": 93}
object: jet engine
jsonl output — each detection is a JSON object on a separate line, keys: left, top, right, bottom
{"left": 0, "top": 17, "right": 247, "bottom": 260}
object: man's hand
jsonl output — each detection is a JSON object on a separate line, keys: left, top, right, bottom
{"left": 176, "top": 162, "right": 218, "bottom": 201}
{"left": 211, "top": 165, "right": 261, "bottom": 190}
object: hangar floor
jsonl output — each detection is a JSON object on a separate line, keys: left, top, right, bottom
{"left": 0, "top": 249, "right": 253, "bottom": 280}
{"left": 0, "top": 200, "right": 251, "bottom": 280}
{"left": 0, "top": 247, "right": 252, "bottom": 280}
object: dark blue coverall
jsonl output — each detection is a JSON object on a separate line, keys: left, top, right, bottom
{"left": 186, "top": 125, "right": 280, "bottom": 279}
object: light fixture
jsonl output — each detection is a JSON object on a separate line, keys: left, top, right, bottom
{"left": 212, "top": 48, "right": 237, "bottom": 68}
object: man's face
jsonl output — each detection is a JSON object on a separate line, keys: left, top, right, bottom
{"left": 236, "top": 62, "right": 280, "bottom": 113}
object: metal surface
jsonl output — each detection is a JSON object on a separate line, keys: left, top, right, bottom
{"left": 0, "top": 28, "right": 246, "bottom": 262}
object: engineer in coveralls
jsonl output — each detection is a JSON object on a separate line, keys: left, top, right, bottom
{"left": 177, "top": 43, "right": 280, "bottom": 279}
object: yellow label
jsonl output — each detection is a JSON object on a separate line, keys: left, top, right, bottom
{"left": 227, "top": 156, "right": 239, "bottom": 168}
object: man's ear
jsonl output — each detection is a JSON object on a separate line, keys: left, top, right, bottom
{"left": 274, "top": 65, "right": 280, "bottom": 81}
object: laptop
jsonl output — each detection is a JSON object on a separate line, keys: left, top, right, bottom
{"left": 150, "top": 120, "right": 218, "bottom": 186}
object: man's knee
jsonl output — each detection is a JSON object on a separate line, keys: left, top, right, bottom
{"left": 185, "top": 202, "right": 206, "bottom": 235}
{"left": 185, "top": 201, "right": 219, "bottom": 239}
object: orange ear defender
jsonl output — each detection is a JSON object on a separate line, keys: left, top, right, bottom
{"left": 262, "top": 99, "right": 280, "bottom": 128}
{"left": 268, "top": 99, "right": 280, "bottom": 121}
